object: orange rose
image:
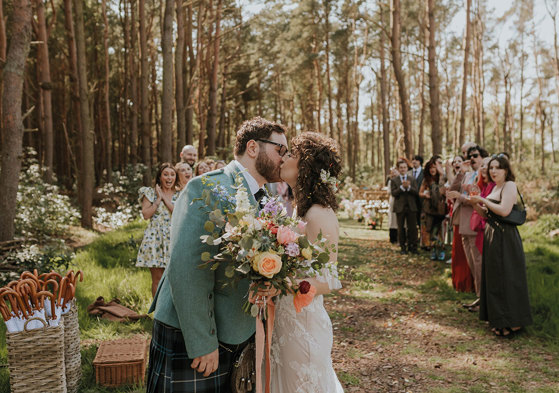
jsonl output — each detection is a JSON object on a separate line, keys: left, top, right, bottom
{"left": 254, "top": 251, "right": 282, "bottom": 278}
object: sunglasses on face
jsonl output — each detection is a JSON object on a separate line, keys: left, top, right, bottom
{"left": 256, "top": 139, "right": 289, "bottom": 157}
{"left": 468, "top": 153, "right": 480, "bottom": 159}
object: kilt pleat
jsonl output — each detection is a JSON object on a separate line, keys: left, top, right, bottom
{"left": 146, "top": 319, "right": 251, "bottom": 393}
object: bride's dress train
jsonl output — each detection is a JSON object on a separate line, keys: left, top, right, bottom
{"left": 269, "top": 265, "right": 344, "bottom": 393}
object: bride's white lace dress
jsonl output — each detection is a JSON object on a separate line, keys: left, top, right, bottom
{"left": 269, "top": 265, "right": 344, "bottom": 393}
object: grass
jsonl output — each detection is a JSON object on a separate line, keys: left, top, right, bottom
{"left": 0, "top": 220, "right": 152, "bottom": 393}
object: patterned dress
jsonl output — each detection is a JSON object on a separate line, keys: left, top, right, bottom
{"left": 136, "top": 187, "right": 177, "bottom": 268}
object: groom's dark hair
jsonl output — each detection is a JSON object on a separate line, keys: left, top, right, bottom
{"left": 234, "top": 117, "right": 287, "bottom": 156}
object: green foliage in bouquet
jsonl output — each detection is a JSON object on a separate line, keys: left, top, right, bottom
{"left": 196, "top": 175, "right": 336, "bottom": 308}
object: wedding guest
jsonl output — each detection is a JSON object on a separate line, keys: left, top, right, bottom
{"left": 469, "top": 155, "right": 532, "bottom": 337}
{"left": 447, "top": 155, "right": 475, "bottom": 293}
{"left": 420, "top": 157, "right": 447, "bottom": 260}
{"left": 194, "top": 160, "right": 212, "bottom": 176}
{"left": 391, "top": 158, "right": 419, "bottom": 254}
{"left": 136, "top": 163, "right": 178, "bottom": 296}
{"left": 448, "top": 144, "right": 488, "bottom": 309}
{"left": 175, "top": 162, "right": 193, "bottom": 192}
{"left": 410, "top": 155, "right": 427, "bottom": 249}
{"left": 276, "top": 181, "right": 294, "bottom": 217}
{"left": 387, "top": 166, "right": 400, "bottom": 244}
{"left": 179, "top": 144, "right": 198, "bottom": 167}
{"left": 470, "top": 157, "right": 495, "bottom": 254}
{"left": 215, "top": 160, "right": 226, "bottom": 170}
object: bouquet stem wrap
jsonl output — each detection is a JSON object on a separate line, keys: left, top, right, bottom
{"left": 251, "top": 295, "right": 275, "bottom": 393}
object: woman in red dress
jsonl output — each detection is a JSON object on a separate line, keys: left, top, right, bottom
{"left": 448, "top": 155, "right": 475, "bottom": 292}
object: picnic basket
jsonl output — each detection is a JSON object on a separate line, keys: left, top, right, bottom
{"left": 62, "top": 301, "right": 81, "bottom": 393}
{"left": 93, "top": 336, "right": 149, "bottom": 387}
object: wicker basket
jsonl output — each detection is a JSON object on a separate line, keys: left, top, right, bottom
{"left": 62, "top": 301, "right": 81, "bottom": 393}
{"left": 6, "top": 317, "right": 67, "bottom": 393}
{"left": 93, "top": 336, "right": 148, "bottom": 387}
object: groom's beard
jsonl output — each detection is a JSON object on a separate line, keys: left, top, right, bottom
{"left": 256, "top": 150, "right": 281, "bottom": 183}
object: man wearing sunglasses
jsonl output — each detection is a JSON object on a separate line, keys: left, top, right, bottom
{"left": 448, "top": 144, "right": 489, "bottom": 308}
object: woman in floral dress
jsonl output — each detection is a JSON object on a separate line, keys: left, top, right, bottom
{"left": 136, "top": 163, "right": 178, "bottom": 296}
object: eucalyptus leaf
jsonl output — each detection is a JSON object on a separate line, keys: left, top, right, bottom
{"left": 225, "top": 265, "right": 235, "bottom": 278}
{"left": 201, "top": 252, "right": 211, "bottom": 262}
{"left": 204, "top": 221, "right": 215, "bottom": 232}
{"left": 317, "top": 252, "right": 329, "bottom": 264}
{"left": 298, "top": 237, "right": 310, "bottom": 249}
{"left": 240, "top": 237, "right": 253, "bottom": 250}
{"left": 236, "top": 262, "right": 251, "bottom": 275}
{"left": 211, "top": 262, "right": 220, "bottom": 270}
{"left": 250, "top": 304, "right": 259, "bottom": 318}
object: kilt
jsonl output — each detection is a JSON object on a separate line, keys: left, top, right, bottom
{"left": 146, "top": 319, "right": 252, "bottom": 393}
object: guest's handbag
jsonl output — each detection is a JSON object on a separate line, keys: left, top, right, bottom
{"left": 230, "top": 342, "right": 256, "bottom": 393}
{"left": 490, "top": 189, "right": 526, "bottom": 226}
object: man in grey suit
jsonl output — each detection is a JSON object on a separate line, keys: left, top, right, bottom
{"left": 146, "top": 117, "right": 288, "bottom": 393}
{"left": 391, "top": 159, "right": 419, "bottom": 254}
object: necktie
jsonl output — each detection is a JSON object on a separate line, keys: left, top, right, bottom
{"left": 254, "top": 188, "right": 266, "bottom": 208}
{"left": 413, "top": 169, "right": 417, "bottom": 178}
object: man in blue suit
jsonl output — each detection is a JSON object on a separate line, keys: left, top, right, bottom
{"left": 146, "top": 117, "right": 288, "bottom": 393}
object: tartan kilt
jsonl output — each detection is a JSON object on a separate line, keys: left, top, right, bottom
{"left": 146, "top": 319, "right": 252, "bottom": 393}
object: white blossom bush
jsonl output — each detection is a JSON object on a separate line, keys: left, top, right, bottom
{"left": 15, "top": 152, "right": 80, "bottom": 240}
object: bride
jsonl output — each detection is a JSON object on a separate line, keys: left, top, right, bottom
{"left": 269, "top": 132, "right": 344, "bottom": 393}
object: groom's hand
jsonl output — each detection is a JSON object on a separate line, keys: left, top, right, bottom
{"left": 191, "top": 349, "right": 219, "bottom": 377}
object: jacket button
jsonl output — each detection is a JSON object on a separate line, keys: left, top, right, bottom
{"left": 210, "top": 329, "right": 215, "bottom": 335}
{"left": 208, "top": 293, "right": 213, "bottom": 300}
{"left": 209, "top": 311, "right": 213, "bottom": 318}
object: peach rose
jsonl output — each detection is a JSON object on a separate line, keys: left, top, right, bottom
{"left": 253, "top": 251, "right": 282, "bottom": 278}
{"left": 276, "top": 225, "right": 298, "bottom": 245}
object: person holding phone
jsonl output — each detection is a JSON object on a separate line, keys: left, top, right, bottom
{"left": 447, "top": 144, "right": 488, "bottom": 310}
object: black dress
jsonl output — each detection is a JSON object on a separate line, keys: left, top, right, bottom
{"left": 479, "top": 199, "right": 532, "bottom": 328}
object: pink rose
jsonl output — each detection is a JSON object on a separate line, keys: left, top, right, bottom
{"left": 276, "top": 225, "right": 298, "bottom": 245}
{"left": 296, "top": 220, "right": 307, "bottom": 234}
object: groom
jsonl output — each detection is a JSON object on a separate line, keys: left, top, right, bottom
{"left": 146, "top": 117, "right": 288, "bottom": 393}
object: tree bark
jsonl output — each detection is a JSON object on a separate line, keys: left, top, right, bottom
{"left": 161, "top": 0, "right": 174, "bottom": 162}
{"left": 185, "top": 2, "right": 194, "bottom": 145}
{"left": 324, "top": 0, "right": 335, "bottom": 139}
{"left": 102, "top": 0, "right": 112, "bottom": 181}
{"left": 129, "top": 0, "right": 138, "bottom": 164}
{"left": 175, "top": 0, "right": 186, "bottom": 155}
{"left": 390, "top": 0, "right": 412, "bottom": 158}
{"left": 379, "top": 10, "right": 391, "bottom": 178}
{"left": 139, "top": 0, "right": 151, "bottom": 183}
{"left": 73, "top": 0, "right": 94, "bottom": 228}
{"left": 0, "top": 0, "right": 33, "bottom": 241}
{"left": 458, "top": 0, "right": 472, "bottom": 147}
{"left": 33, "top": 0, "right": 54, "bottom": 182}
{"left": 206, "top": 0, "right": 222, "bottom": 156}
{"left": 427, "top": 0, "right": 443, "bottom": 155}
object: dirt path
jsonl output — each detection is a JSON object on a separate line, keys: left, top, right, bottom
{"left": 328, "top": 219, "right": 559, "bottom": 393}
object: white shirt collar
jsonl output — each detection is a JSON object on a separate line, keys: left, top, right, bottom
{"left": 233, "top": 160, "right": 261, "bottom": 195}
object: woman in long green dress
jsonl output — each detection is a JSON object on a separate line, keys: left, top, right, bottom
{"left": 469, "top": 155, "right": 532, "bottom": 337}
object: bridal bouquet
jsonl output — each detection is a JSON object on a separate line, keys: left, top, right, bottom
{"left": 198, "top": 176, "right": 335, "bottom": 315}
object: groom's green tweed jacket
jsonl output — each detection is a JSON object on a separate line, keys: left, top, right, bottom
{"left": 149, "top": 161, "right": 256, "bottom": 358}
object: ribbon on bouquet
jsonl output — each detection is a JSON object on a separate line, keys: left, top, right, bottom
{"left": 249, "top": 294, "right": 276, "bottom": 393}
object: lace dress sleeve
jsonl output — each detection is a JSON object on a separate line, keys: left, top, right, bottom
{"left": 315, "top": 262, "right": 342, "bottom": 290}
{"left": 138, "top": 186, "right": 155, "bottom": 204}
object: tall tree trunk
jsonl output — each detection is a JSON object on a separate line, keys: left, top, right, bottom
{"left": 102, "top": 0, "right": 112, "bottom": 181}
{"left": 129, "top": 0, "right": 138, "bottom": 164}
{"left": 0, "top": 0, "right": 6, "bottom": 62}
{"left": 74, "top": 0, "right": 94, "bottom": 228}
{"left": 62, "top": 0, "right": 82, "bottom": 197}
{"left": 458, "top": 0, "right": 472, "bottom": 147}
{"left": 427, "top": 0, "right": 442, "bottom": 155}
{"left": 33, "top": 0, "right": 54, "bottom": 182}
{"left": 390, "top": 0, "right": 412, "bottom": 158}
{"left": 379, "top": 13, "right": 391, "bottom": 178}
{"left": 185, "top": 2, "right": 194, "bottom": 145}
{"left": 175, "top": 0, "right": 186, "bottom": 155}
{"left": 206, "top": 0, "right": 222, "bottom": 156}
{"left": 161, "top": 0, "right": 174, "bottom": 162}
{"left": 324, "top": 0, "right": 335, "bottom": 139}
{"left": 139, "top": 0, "right": 151, "bottom": 183}
{"left": 0, "top": 0, "right": 33, "bottom": 241}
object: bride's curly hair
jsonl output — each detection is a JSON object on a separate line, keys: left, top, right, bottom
{"left": 291, "top": 132, "right": 342, "bottom": 218}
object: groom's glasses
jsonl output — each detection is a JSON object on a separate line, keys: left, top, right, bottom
{"left": 256, "top": 139, "right": 288, "bottom": 157}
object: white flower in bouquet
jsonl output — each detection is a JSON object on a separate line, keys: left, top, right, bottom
{"left": 235, "top": 186, "right": 252, "bottom": 214}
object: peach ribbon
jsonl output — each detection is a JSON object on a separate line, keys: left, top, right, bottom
{"left": 250, "top": 295, "right": 275, "bottom": 393}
